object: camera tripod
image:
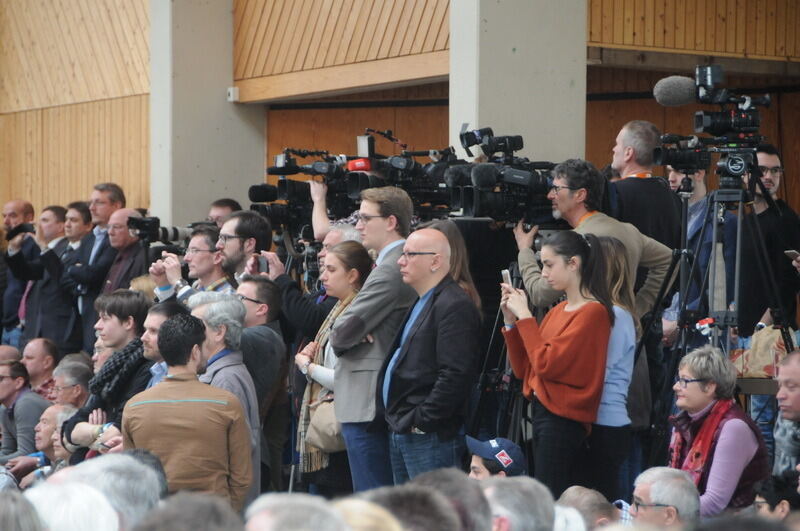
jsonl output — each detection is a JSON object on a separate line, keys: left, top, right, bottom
{"left": 643, "top": 159, "right": 796, "bottom": 466}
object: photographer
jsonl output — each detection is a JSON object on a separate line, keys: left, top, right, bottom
{"left": 150, "top": 225, "right": 233, "bottom": 303}
{"left": 101, "top": 208, "right": 147, "bottom": 294}
{"left": 216, "top": 211, "right": 272, "bottom": 283}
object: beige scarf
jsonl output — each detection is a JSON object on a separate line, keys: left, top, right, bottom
{"left": 298, "top": 291, "right": 357, "bottom": 473}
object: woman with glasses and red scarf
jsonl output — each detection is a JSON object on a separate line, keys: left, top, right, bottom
{"left": 668, "top": 345, "right": 769, "bottom": 517}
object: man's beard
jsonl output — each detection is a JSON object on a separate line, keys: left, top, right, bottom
{"left": 552, "top": 207, "right": 563, "bottom": 220}
{"left": 221, "top": 250, "right": 245, "bottom": 275}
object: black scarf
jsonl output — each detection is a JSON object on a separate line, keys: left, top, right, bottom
{"left": 88, "top": 338, "right": 144, "bottom": 403}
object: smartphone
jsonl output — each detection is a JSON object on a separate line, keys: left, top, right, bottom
{"left": 5, "top": 223, "right": 35, "bottom": 241}
{"left": 785, "top": 250, "right": 800, "bottom": 261}
{"left": 257, "top": 255, "right": 269, "bottom": 273}
{"left": 501, "top": 269, "right": 512, "bottom": 285}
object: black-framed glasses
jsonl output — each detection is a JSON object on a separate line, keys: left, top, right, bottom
{"left": 355, "top": 212, "right": 387, "bottom": 223}
{"left": 218, "top": 233, "right": 245, "bottom": 244}
{"left": 237, "top": 294, "right": 266, "bottom": 305}
{"left": 676, "top": 377, "right": 708, "bottom": 388}
{"left": 400, "top": 251, "right": 437, "bottom": 260}
{"left": 758, "top": 166, "right": 783, "bottom": 176}
{"left": 632, "top": 501, "right": 674, "bottom": 513}
{"left": 549, "top": 184, "right": 580, "bottom": 193}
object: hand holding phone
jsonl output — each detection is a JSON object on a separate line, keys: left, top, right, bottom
{"left": 501, "top": 269, "right": 512, "bottom": 286}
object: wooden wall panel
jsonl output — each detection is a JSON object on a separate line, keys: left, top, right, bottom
{"left": 0, "top": 0, "right": 149, "bottom": 113}
{"left": 234, "top": 0, "right": 449, "bottom": 80}
{"left": 588, "top": 0, "right": 800, "bottom": 60}
{"left": 0, "top": 95, "right": 149, "bottom": 216}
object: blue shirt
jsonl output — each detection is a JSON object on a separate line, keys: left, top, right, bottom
{"left": 596, "top": 306, "right": 635, "bottom": 427}
{"left": 382, "top": 288, "right": 434, "bottom": 406}
{"left": 207, "top": 348, "right": 233, "bottom": 367}
{"left": 147, "top": 361, "right": 168, "bottom": 389}
{"left": 376, "top": 239, "right": 404, "bottom": 266}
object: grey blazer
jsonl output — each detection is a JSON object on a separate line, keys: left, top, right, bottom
{"left": 330, "top": 243, "right": 417, "bottom": 424}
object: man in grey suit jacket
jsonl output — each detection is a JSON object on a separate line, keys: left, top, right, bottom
{"left": 330, "top": 187, "right": 417, "bottom": 491}
{"left": 188, "top": 292, "right": 260, "bottom": 505}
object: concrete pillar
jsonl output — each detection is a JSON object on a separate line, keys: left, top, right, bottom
{"left": 150, "top": 0, "right": 265, "bottom": 226}
{"left": 450, "top": 0, "right": 587, "bottom": 162}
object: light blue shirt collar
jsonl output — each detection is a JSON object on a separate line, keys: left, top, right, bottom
{"left": 376, "top": 239, "right": 405, "bottom": 266}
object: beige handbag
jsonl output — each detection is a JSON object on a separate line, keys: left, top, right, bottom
{"left": 306, "top": 398, "right": 346, "bottom": 453}
{"left": 730, "top": 326, "right": 794, "bottom": 378}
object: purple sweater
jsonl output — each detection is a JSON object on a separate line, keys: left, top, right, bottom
{"left": 684, "top": 401, "right": 759, "bottom": 517}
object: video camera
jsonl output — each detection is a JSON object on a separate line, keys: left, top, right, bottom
{"left": 443, "top": 127, "right": 558, "bottom": 226}
{"left": 653, "top": 65, "right": 770, "bottom": 189}
{"left": 127, "top": 216, "right": 206, "bottom": 246}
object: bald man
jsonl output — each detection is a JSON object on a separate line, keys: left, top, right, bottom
{"left": 102, "top": 208, "right": 147, "bottom": 293}
{"left": 376, "top": 228, "right": 482, "bottom": 483}
{"left": 0, "top": 346, "right": 21, "bottom": 362}
{"left": 2, "top": 199, "right": 37, "bottom": 348}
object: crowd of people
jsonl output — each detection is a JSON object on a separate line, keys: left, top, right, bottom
{"left": 0, "top": 118, "right": 799, "bottom": 530}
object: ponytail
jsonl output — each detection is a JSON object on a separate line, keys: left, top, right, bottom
{"left": 542, "top": 231, "right": 615, "bottom": 325}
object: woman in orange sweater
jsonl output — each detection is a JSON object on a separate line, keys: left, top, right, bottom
{"left": 501, "top": 230, "right": 614, "bottom": 497}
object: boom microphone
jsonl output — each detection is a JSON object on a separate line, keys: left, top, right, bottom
{"left": 443, "top": 164, "right": 473, "bottom": 188}
{"left": 653, "top": 76, "right": 696, "bottom": 107}
{"left": 248, "top": 184, "right": 279, "bottom": 203}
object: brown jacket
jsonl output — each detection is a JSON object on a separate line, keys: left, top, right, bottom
{"left": 121, "top": 373, "right": 252, "bottom": 511}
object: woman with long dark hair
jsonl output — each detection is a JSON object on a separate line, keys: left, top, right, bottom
{"left": 500, "top": 230, "right": 613, "bottom": 497}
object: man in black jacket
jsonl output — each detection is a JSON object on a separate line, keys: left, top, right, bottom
{"left": 2, "top": 200, "right": 38, "bottom": 348}
{"left": 376, "top": 228, "right": 481, "bottom": 484}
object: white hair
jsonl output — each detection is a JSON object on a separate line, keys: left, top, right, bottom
{"left": 65, "top": 454, "right": 160, "bottom": 529}
{"left": 482, "top": 476, "right": 555, "bottom": 531}
{"left": 25, "top": 482, "right": 118, "bottom": 531}
{"left": 187, "top": 292, "right": 245, "bottom": 350}
{"left": 246, "top": 493, "right": 349, "bottom": 531}
{"left": 634, "top": 467, "right": 700, "bottom": 522}
{"left": 330, "top": 222, "right": 361, "bottom": 243}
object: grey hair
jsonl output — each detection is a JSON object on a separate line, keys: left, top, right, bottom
{"left": 66, "top": 454, "right": 160, "bottom": 529}
{"left": 0, "top": 490, "right": 41, "bottom": 531}
{"left": 54, "top": 406, "right": 78, "bottom": 428}
{"left": 245, "top": 493, "right": 349, "bottom": 531}
{"left": 330, "top": 222, "right": 361, "bottom": 243}
{"left": 679, "top": 345, "right": 737, "bottom": 399}
{"left": 53, "top": 361, "right": 92, "bottom": 390}
{"left": 482, "top": 476, "right": 555, "bottom": 531}
{"left": 24, "top": 482, "right": 118, "bottom": 531}
{"left": 622, "top": 120, "right": 661, "bottom": 167}
{"left": 634, "top": 467, "right": 700, "bottom": 522}
{"left": 187, "top": 292, "right": 245, "bottom": 351}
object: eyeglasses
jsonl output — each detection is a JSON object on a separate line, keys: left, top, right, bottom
{"left": 237, "top": 294, "right": 266, "bottom": 305}
{"left": 0, "top": 375, "right": 13, "bottom": 382}
{"left": 185, "top": 248, "right": 215, "bottom": 256}
{"left": 400, "top": 251, "right": 438, "bottom": 260}
{"left": 218, "top": 233, "right": 245, "bottom": 244}
{"left": 355, "top": 213, "right": 386, "bottom": 223}
{"left": 54, "top": 383, "right": 78, "bottom": 393}
{"left": 676, "top": 377, "right": 708, "bottom": 388}
{"left": 549, "top": 184, "right": 580, "bottom": 193}
{"left": 632, "top": 501, "right": 674, "bottom": 513}
{"left": 758, "top": 166, "right": 783, "bottom": 176}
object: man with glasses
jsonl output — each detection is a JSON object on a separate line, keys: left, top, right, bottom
{"left": 150, "top": 225, "right": 233, "bottom": 303}
{"left": 514, "top": 159, "right": 672, "bottom": 496}
{"left": 375, "top": 228, "right": 481, "bottom": 483}
{"left": 101, "top": 208, "right": 147, "bottom": 294}
{"left": 329, "top": 186, "right": 418, "bottom": 491}
{"left": 215, "top": 211, "right": 272, "bottom": 282}
{"left": 236, "top": 275, "right": 286, "bottom": 491}
{"left": 52, "top": 361, "right": 91, "bottom": 408}
{"left": 68, "top": 182, "right": 125, "bottom": 352}
{"left": 630, "top": 467, "right": 699, "bottom": 528}
{"left": 737, "top": 144, "right": 800, "bottom": 458}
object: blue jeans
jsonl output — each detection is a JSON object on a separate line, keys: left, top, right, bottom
{"left": 388, "top": 431, "right": 465, "bottom": 485}
{"left": 1, "top": 327, "right": 22, "bottom": 349}
{"left": 341, "top": 422, "right": 393, "bottom": 492}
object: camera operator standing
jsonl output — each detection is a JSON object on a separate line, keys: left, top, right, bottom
{"left": 736, "top": 144, "right": 800, "bottom": 459}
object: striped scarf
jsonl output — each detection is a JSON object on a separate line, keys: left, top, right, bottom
{"left": 298, "top": 291, "right": 357, "bottom": 474}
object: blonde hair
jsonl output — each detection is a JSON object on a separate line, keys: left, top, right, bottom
{"left": 332, "top": 499, "right": 403, "bottom": 531}
{"left": 597, "top": 236, "right": 640, "bottom": 337}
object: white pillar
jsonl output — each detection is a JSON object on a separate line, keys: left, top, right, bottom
{"left": 150, "top": 0, "right": 265, "bottom": 226}
{"left": 450, "top": 0, "right": 587, "bottom": 162}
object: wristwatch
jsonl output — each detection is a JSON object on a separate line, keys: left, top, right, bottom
{"left": 300, "top": 360, "right": 311, "bottom": 375}
{"left": 173, "top": 279, "right": 188, "bottom": 291}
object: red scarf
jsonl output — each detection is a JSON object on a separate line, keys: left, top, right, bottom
{"left": 669, "top": 399, "right": 734, "bottom": 485}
